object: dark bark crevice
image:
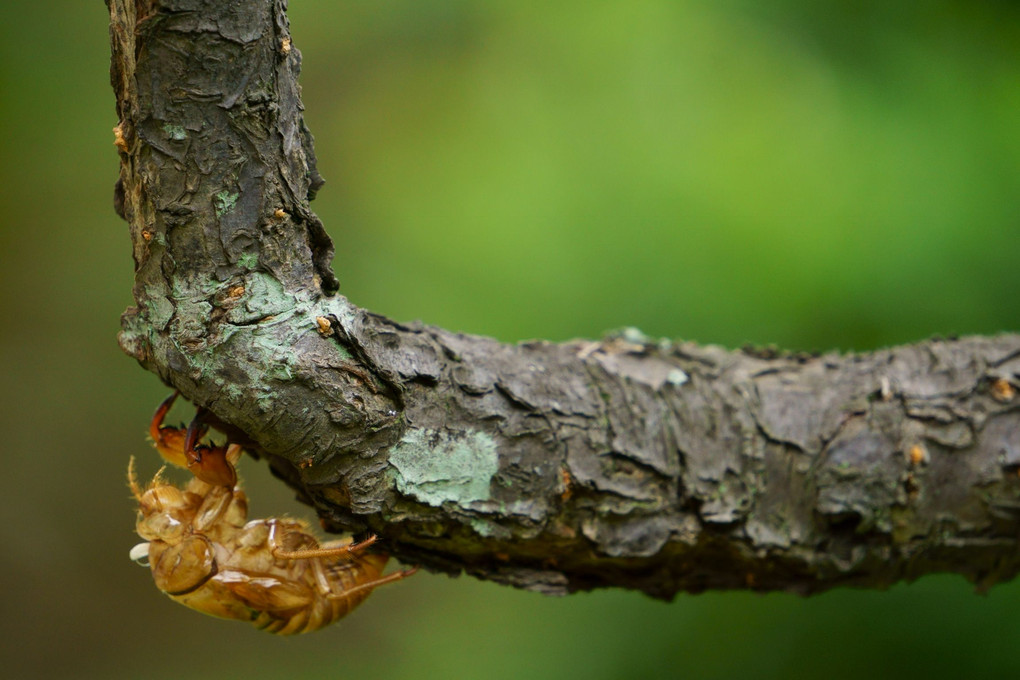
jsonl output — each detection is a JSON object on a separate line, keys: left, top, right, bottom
{"left": 108, "top": 0, "right": 1020, "bottom": 599}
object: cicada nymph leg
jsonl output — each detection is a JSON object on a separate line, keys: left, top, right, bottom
{"left": 149, "top": 391, "right": 239, "bottom": 487}
{"left": 267, "top": 523, "right": 419, "bottom": 600}
{"left": 321, "top": 564, "right": 420, "bottom": 602}
{"left": 270, "top": 532, "right": 380, "bottom": 560}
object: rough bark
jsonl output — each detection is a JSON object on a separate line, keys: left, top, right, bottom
{"left": 108, "top": 0, "right": 1020, "bottom": 599}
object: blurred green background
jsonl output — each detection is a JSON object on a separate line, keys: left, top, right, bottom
{"left": 2, "top": 0, "right": 1020, "bottom": 678}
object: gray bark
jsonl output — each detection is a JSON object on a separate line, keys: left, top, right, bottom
{"left": 108, "top": 0, "right": 1020, "bottom": 599}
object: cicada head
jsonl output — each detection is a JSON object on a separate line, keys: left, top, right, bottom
{"left": 134, "top": 480, "right": 200, "bottom": 543}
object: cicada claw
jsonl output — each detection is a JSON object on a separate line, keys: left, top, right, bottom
{"left": 149, "top": 391, "right": 240, "bottom": 487}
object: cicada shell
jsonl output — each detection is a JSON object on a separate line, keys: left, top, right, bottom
{"left": 128, "top": 394, "right": 416, "bottom": 634}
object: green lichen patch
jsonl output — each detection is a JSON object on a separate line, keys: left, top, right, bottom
{"left": 237, "top": 252, "right": 259, "bottom": 270}
{"left": 222, "top": 383, "right": 244, "bottom": 402}
{"left": 619, "top": 326, "right": 649, "bottom": 345}
{"left": 214, "top": 190, "right": 239, "bottom": 216}
{"left": 469, "top": 517, "right": 511, "bottom": 539}
{"left": 162, "top": 123, "right": 187, "bottom": 140}
{"left": 667, "top": 369, "right": 689, "bottom": 386}
{"left": 388, "top": 428, "right": 499, "bottom": 507}
{"left": 241, "top": 272, "right": 293, "bottom": 317}
{"left": 143, "top": 289, "right": 175, "bottom": 331}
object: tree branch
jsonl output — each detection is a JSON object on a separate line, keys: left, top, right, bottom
{"left": 108, "top": 0, "right": 1020, "bottom": 599}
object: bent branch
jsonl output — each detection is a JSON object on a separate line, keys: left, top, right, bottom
{"left": 108, "top": 0, "right": 1020, "bottom": 599}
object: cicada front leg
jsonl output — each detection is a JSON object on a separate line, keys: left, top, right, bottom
{"left": 149, "top": 391, "right": 240, "bottom": 487}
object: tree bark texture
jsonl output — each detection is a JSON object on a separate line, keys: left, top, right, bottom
{"left": 108, "top": 0, "right": 1020, "bottom": 599}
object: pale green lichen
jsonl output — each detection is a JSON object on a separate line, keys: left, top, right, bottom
{"left": 468, "top": 517, "right": 512, "bottom": 539}
{"left": 118, "top": 311, "right": 152, "bottom": 361}
{"left": 214, "top": 190, "right": 239, "bottom": 216}
{"left": 619, "top": 326, "right": 649, "bottom": 345}
{"left": 666, "top": 369, "right": 689, "bottom": 386}
{"left": 240, "top": 272, "right": 293, "bottom": 318}
{"left": 332, "top": 302, "right": 359, "bottom": 329}
{"left": 498, "top": 499, "right": 547, "bottom": 521}
{"left": 237, "top": 252, "right": 259, "bottom": 270}
{"left": 245, "top": 329, "right": 298, "bottom": 381}
{"left": 144, "top": 290, "right": 175, "bottom": 330}
{"left": 388, "top": 428, "right": 499, "bottom": 506}
{"left": 469, "top": 518, "right": 497, "bottom": 537}
{"left": 162, "top": 123, "right": 187, "bottom": 140}
{"left": 222, "top": 383, "right": 244, "bottom": 401}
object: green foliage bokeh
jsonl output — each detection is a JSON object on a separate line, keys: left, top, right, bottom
{"left": 1, "top": 1, "right": 1019, "bottom": 678}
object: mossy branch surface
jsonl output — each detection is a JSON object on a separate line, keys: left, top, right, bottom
{"left": 109, "top": 0, "right": 1020, "bottom": 598}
